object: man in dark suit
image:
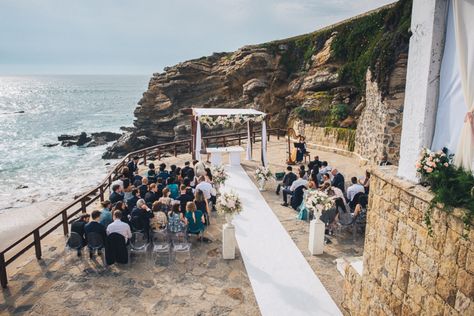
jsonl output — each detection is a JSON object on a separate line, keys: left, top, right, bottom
{"left": 309, "top": 156, "right": 321, "bottom": 174}
{"left": 276, "top": 166, "right": 297, "bottom": 195}
{"left": 127, "top": 189, "right": 140, "bottom": 209}
{"left": 85, "top": 210, "right": 106, "bottom": 258}
{"left": 181, "top": 161, "right": 193, "bottom": 179}
{"left": 109, "top": 184, "right": 124, "bottom": 204}
{"left": 331, "top": 169, "right": 345, "bottom": 193}
{"left": 127, "top": 156, "right": 139, "bottom": 178}
{"left": 71, "top": 213, "right": 90, "bottom": 256}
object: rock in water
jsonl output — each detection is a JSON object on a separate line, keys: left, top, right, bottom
{"left": 90, "top": 131, "right": 121, "bottom": 142}
{"left": 43, "top": 143, "right": 59, "bottom": 147}
{"left": 76, "top": 132, "right": 91, "bottom": 146}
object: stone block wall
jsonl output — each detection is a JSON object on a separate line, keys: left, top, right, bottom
{"left": 343, "top": 166, "right": 474, "bottom": 315}
{"left": 293, "top": 120, "right": 355, "bottom": 152}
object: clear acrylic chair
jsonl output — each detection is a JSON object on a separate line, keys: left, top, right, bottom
{"left": 86, "top": 232, "right": 105, "bottom": 263}
{"left": 129, "top": 232, "right": 149, "bottom": 265}
{"left": 64, "top": 232, "right": 84, "bottom": 262}
{"left": 171, "top": 230, "right": 191, "bottom": 262}
{"left": 151, "top": 228, "right": 171, "bottom": 265}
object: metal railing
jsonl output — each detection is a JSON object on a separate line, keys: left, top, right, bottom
{"left": 0, "top": 128, "right": 286, "bottom": 288}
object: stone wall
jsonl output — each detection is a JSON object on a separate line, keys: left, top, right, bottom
{"left": 293, "top": 120, "right": 355, "bottom": 152}
{"left": 354, "top": 56, "right": 407, "bottom": 165}
{"left": 343, "top": 166, "right": 474, "bottom": 315}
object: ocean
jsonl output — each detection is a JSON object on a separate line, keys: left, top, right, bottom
{"left": 0, "top": 75, "right": 149, "bottom": 213}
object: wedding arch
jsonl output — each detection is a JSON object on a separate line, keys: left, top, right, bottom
{"left": 190, "top": 108, "right": 268, "bottom": 166}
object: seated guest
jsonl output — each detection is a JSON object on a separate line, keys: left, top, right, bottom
{"left": 195, "top": 176, "right": 212, "bottom": 201}
{"left": 170, "top": 164, "right": 178, "bottom": 178}
{"left": 127, "top": 189, "right": 140, "bottom": 209}
{"left": 71, "top": 213, "right": 90, "bottom": 256}
{"left": 322, "top": 173, "right": 331, "bottom": 185}
{"left": 127, "top": 156, "right": 139, "bottom": 179}
{"left": 359, "top": 170, "right": 371, "bottom": 194}
{"left": 130, "top": 199, "right": 154, "bottom": 238}
{"left": 299, "top": 165, "right": 308, "bottom": 180}
{"left": 177, "top": 184, "right": 194, "bottom": 213}
{"left": 156, "top": 178, "right": 164, "bottom": 198}
{"left": 194, "top": 189, "right": 210, "bottom": 225}
{"left": 157, "top": 163, "right": 170, "bottom": 181}
{"left": 112, "top": 201, "right": 130, "bottom": 224}
{"left": 85, "top": 210, "right": 107, "bottom": 258}
{"left": 109, "top": 184, "right": 124, "bottom": 204}
{"left": 295, "top": 135, "right": 307, "bottom": 163}
{"left": 111, "top": 174, "right": 124, "bottom": 192}
{"left": 145, "top": 183, "right": 160, "bottom": 206}
{"left": 331, "top": 169, "right": 345, "bottom": 193}
{"left": 166, "top": 177, "right": 179, "bottom": 199}
{"left": 379, "top": 153, "right": 392, "bottom": 166}
{"left": 181, "top": 161, "right": 193, "bottom": 179}
{"left": 276, "top": 166, "right": 297, "bottom": 195}
{"left": 175, "top": 167, "right": 182, "bottom": 182}
{"left": 121, "top": 167, "right": 131, "bottom": 188}
{"left": 347, "top": 177, "right": 365, "bottom": 203}
{"left": 147, "top": 163, "right": 157, "bottom": 183}
{"left": 282, "top": 170, "right": 308, "bottom": 207}
{"left": 317, "top": 161, "right": 331, "bottom": 184}
{"left": 99, "top": 200, "right": 113, "bottom": 227}
{"left": 185, "top": 201, "right": 206, "bottom": 238}
{"left": 139, "top": 177, "right": 149, "bottom": 198}
{"left": 157, "top": 188, "right": 173, "bottom": 210}
{"left": 168, "top": 203, "right": 186, "bottom": 233}
{"left": 183, "top": 177, "right": 193, "bottom": 195}
{"left": 353, "top": 194, "right": 368, "bottom": 219}
{"left": 107, "top": 210, "right": 132, "bottom": 243}
{"left": 150, "top": 201, "right": 168, "bottom": 230}
{"left": 308, "top": 155, "right": 321, "bottom": 172}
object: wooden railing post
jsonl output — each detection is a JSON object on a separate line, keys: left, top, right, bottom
{"left": 238, "top": 133, "right": 242, "bottom": 146}
{"left": 81, "top": 199, "right": 86, "bottom": 214}
{"left": 99, "top": 185, "right": 104, "bottom": 202}
{"left": 62, "top": 211, "right": 69, "bottom": 236}
{"left": 158, "top": 149, "right": 161, "bottom": 161}
{"left": 33, "top": 230, "right": 42, "bottom": 260}
{"left": 143, "top": 150, "right": 147, "bottom": 166}
{"left": 223, "top": 136, "right": 227, "bottom": 147}
{"left": 0, "top": 253, "right": 7, "bottom": 288}
{"left": 174, "top": 145, "right": 177, "bottom": 157}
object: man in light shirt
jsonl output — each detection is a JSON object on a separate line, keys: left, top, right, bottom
{"left": 281, "top": 170, "right": 308, "bottom": 207}
{"left": 106, "top": 210, "right": 132, "bottom": 243}
{"left": 346, "top": 177, "right": 365, "bottom": 208}
{"left": 195, "top": 176, "right": 212, "bottom": 200}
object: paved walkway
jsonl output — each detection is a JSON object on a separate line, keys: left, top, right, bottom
{"left": 225, "top": 165, "right": 342, "bottom": 316}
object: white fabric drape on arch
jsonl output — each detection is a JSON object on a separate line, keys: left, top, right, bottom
{"left": 261, "top": 120, "right": 268, "bottom": 166}
{"left": 453, "top": 0, "right": 474, "bottom": 171}
{"left": 195, "top": 120, "right": 202, "bottom": 161}
{"left": 246, "top": 121, "right": 251, "bottom": 160}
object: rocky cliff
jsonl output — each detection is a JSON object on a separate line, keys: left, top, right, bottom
{"left": 104, "top": 0, "right": 412, "bottom": 158}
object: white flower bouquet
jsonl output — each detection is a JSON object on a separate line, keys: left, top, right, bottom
{"left": 304, "top": 190, "right": 334, "bottom": 218}
{"left": 255, "top": 166, "right": 274, "bottom": 182}
{"left": 415, "top": 148, "right": 450, "bottom": 177}
{"left": 216, "top": 191, "right": 242, "bottom": 216}
{"left": 211, "top": 165, "right": 228, "bottom": 185}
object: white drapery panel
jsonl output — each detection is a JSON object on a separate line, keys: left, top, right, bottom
{"left": 261, "top": 121, "right": 268, "bottom": 166}
{"left": 431, "top": 0, "right": 467, "bottom": 153}
{"left": 195, "top": 120, "right": 202, "bottom": 161}
{"left": 246, "top": 121, "right": 251, "bottom": 160}
{"left": 453, "top": 0, "right": 474, "bottom": 171}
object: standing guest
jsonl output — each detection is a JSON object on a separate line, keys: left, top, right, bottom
{"left": 127, "top": 189, "right": 140, "bottom": 209}
{"left": 347, "top": 177, "right": 365, "bottom": 203}
{"left": 181, "top": 161, "right": 193, "bottom": 179}
{"left": 295, "top": 136, "right": 307, "bottom": 163}
{"left": 127, "top": 156, "right": 139, "bottom": 179}
{"left": 193, "top": 160, "right": 207, "bottom": 178}
{"left": 308, "top": 155, "right": 321, "bottom": 172}
{"left": 359, "top": 170, "right": 371, "bottom": 194}
{"left": 99, "top": 200, "right": 113, "bottom": 227}
{"left": 195, "top": 176, "right": 212, "bottom": 201}
{"left": 71, "top": 213, "right": 90, "bottom": 256}
{"left": 194, "top": 189, "right": 210, "bottom": 226}
{"left": 158, "top": 163, "right": 170, "bottom": 182}
{"left": 276, "top": 166, "right": 297, "bottom": 195}
{"left": 145, "top": 183, "right": 160, "bottom": 205}
{"left": 109, "top": 184, "right": 124, "bottom": 204}
{"left": 106, "top": 210, "right": 132, "bottom": 243}
{"left": 166, "top": 177, "right": 179, "bottom": 199}
{"left": 85, "top": 210, "right": 107, "bottom": 258}
{"left": 281, "top": 170, "right": 308, "bottom": 207}
{"left": 177, "top": 184, "right": 194, "bottom": 213}
{"left": 379, "top": 153, "right": 392, "bottom": 166}
{"left": 331, "top": 169, "right": 345, "bottom": 193}
{"left": 139, "top": 177, "right": 149, "bottom": 198}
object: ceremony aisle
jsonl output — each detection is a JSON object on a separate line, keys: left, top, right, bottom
{"left": 224, "top": 165, "right": 342, "bottom": 316}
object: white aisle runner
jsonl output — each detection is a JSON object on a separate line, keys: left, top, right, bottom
{"left": 224, "top": 165, "right": 342, "bottom": 316}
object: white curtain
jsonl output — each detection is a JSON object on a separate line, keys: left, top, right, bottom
{"left": 431, "top": 0, "right": 467, "bottom": 153}
{"left": 261, "top": 120, "right": 268, "bottom": 166}
{"left": 246, "top": 120, "right": 251, "bottom": 160}
{"left": 195, "top": 119, "right": 202, "bottom": 161}
{"left": 453, "top": 0, "right": 474, "bottom": 171}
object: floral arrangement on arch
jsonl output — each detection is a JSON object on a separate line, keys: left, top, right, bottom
{"left": 198, "top": 114, "right": 264, "bottom": 128}
{"left": 216, "top": 191, "right": 242, "bottom": 215}
{"left": 415, "top": 148, "right": 450, "bottom": 177}
{"left": 304, "top": 190, "right": 334, "bottom": 217}
{"left": 255, "top": 166, "right": 274, "bottom": 182}
{"left": 211, "top": 165, "right": 228, "bottom": 185}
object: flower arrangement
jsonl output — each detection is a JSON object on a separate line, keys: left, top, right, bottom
{"left": 216, "top": 191, "right": 242, "bottom": 216}
{"left": 415, "top": 148, "right": 450, "bottom": 177}
{"left": 255, "top": 166, "right": 274, "bottom": 182}
{"left": 211, "top": 165, "right": 228, "bottom": 185}
{"left": 198, "top": 114, "right": 265, "bottom": 128}
{"left": 304, "top": 190, "right": 334, "bottom": 217}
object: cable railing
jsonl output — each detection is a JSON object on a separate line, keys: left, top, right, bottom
{"left": 0, "top": 128, "right": 286, "bottom": 288}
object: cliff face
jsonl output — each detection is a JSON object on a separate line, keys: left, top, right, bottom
{"left": 104, "top": 0, "right": 412, "bottom": 158}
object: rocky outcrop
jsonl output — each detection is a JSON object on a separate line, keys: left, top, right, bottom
{"left": 57, "top": 132, "right": 121, "bottom": 148}
{"left": 105, "top": 1, "right": 410, "bottom": 159}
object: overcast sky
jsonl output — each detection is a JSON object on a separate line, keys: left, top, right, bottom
{"left": 0, "top": 0, "right": 395, "bottom": 75}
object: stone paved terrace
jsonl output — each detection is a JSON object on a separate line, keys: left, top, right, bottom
{"left": 0, "top": 137, "right": 365, "bottom": 315}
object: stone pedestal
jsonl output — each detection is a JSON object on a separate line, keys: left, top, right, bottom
{"left": 308, "top": 219, "right": 325, "bottom": 255}
{"left": 222, "top": 223, "right": 236, "bottom": 259}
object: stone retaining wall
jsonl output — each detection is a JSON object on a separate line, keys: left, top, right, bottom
{"left": 293, "top": 121, "right": 355, "bottom": 152}
{"left": 343, "top": 166, "right": 474, "bottom": 315}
